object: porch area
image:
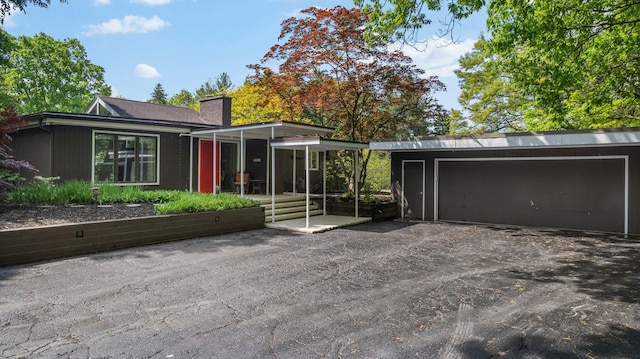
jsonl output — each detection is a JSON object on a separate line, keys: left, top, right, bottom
{"left": 248, "top": 194, "right": 371, "bottom": 234}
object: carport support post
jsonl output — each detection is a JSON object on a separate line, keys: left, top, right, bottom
{"left": 305, "top": 145, "right": 310, "bottom": 229}
{"left": 355, "top": 149, "right": 359, "bottom": 218}
{"left": 271, "top": 137, "right": 276, "bottom": 223}
{"left": 323, "top": 151, "right": 327, "bottom": 216}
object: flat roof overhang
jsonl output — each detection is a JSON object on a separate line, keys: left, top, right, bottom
{"left": 190, "top": 121, "right": 335, "bottom": 141}
{"left": 369, "top": 128, "right": 640, "bottom": 151}
{"left": 271, "top": 136, "right": 369, "bottom": 151}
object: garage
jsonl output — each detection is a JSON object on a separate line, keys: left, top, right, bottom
{"left": 435, "top": 157, "right": 627, "bottom": 233}
{"left": 370, "top": 128, "right": 640, "bottom": 235}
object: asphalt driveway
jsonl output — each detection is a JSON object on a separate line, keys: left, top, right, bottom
{"left": 1, "top": 221, "right": 639, "bottom": 358}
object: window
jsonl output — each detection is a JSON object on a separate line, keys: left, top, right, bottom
{"left": 309, "top": 150, "right": 319, "bottom": 170}
{"left": 93, "top": 131, "right": 159, "bottom": 184}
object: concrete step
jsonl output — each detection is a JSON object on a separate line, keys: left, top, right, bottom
{"left": 262, "top": 200, "right": 310, "bottom": 211}
{"left": 264, "top": 204, "right": 320, "bottom": 216}
{"left": 265, "top": 209, "right": 324, "bottom": 222}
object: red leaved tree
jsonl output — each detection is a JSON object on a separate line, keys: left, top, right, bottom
{"left": 1, "top": 105, "right": 36, "bottom": 195}
{"left": 249, "top": 6, "right": 445, "bottom": 192}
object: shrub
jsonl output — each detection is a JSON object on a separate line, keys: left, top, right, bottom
{"left": 6, "top": 180, "right": 259, "bottom": 214}
{"left": 155, "top": 193, "right": 259, "bottom": 215}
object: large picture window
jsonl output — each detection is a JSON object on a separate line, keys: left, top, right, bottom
{"left": 93, "top": 131, "right": 159, "bottom": 184}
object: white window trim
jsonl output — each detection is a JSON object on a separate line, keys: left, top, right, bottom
{"left": 92, "top": 130, "right": 161, "bottom": 186}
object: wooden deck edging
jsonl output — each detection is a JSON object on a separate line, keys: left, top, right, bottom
{"left": 0, "top": 207, "right": 265, "bottom": 267}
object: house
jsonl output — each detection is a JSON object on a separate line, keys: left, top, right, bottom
{"left": 370, "top": 128, "right": 640, "bottom": 235}
{"left": 12, "top": 96, "right": 366, "bottom": 219}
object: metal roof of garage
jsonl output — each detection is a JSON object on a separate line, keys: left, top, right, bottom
{"left": 369, "top": 128, "right": 640, "bottom": 151}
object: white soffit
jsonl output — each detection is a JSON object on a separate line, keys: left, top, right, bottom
{"left": 369, "top": 130, "right": 640, "bottom": 151}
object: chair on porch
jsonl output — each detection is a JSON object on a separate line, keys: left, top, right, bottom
{"left": 234, "top": 172, "right": 250, "bottom": 194}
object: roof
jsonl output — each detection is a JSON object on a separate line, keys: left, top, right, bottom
{"left": 88, "top": 96, "right": 211, "bottom": 126}
{"left": 271, "top": 136, "right": 368, "bottom": 151}
{"left": 21, "top": 111, "right": 217, "bottom": 134}
{"left": 369, "top": 127, "right": 640, "bottom": 151}
{"left": 190, "top": 120, "right": 335, "bottom": 140}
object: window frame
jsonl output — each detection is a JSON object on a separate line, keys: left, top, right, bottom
{"left": 92, "top": 130, "right": 160, "bottom": 186}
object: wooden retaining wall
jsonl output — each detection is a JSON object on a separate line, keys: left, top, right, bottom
{"left": 0, "top": 207, "right": 264, "bottom": 267}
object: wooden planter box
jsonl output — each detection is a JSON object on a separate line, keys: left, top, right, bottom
{"left": 0, "top": 207, "right": 264, "bottom": 267}
{"left": 323, "top": 200, "right": 398, "bottom": 221}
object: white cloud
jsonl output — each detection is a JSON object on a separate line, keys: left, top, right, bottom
{"left": 83, "top": 15, "right": 170, "bottom": 36}
{"left": 131, "top": 0, "right": 173, "bottom": 5}
{"left": 134, "top": 64, "right": 161, "bottom": 78}
{"left": 93, "top": 0, "right": 110, "bottom": 5}
{"left": 397, "top": 37, "right": 476, "bottom": 79}
{"left": 3, "top": 13, "right": 16, "bottom": 27}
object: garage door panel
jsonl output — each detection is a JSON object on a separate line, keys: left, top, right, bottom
{"left": 438, "top": 159, "right": 625, "bottom": 233}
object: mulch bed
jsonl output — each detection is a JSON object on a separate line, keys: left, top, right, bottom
{"left": 0, "top": 203, "right": 158, "bottom": 230}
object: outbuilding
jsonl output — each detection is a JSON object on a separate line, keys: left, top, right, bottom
{"left": 370, "top": 128, "right": 640, "bottom": 235}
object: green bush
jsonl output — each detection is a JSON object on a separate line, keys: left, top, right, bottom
{"left": 155, "top": 193, "right": 258, "bottom": 215}
{"left": 6, "top": 180, "right": 259, "bottom": 214}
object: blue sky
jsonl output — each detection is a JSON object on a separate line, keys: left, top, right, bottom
{"left": 3, "top": 0, "right": 486, "bottom": 111}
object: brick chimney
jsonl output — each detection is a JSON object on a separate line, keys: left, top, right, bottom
{"left": 199, "top": 95, "right": 231, "bottom": 127}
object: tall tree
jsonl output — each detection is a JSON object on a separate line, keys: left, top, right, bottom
{"left": 1, "top": 31, "right": 111, "bottom": 114}
{"left": 250, "top": 6, "right": 445, "bottom": 191}
{"left": 487, "top": 0, "right": 640, "bottom": 128}
{"left": 168, "top": 89, "right": 196, "bottom": 109}
{"left": 195, "top": 73, "right": 235, "bottom": 100}
{"left": 214, "top": 72, "right": 234, "bottom": 95}
{"left": 357, "top": 0, "right": 640, "bottom": 129}
{"left": 149, "top": 83, "right": 168, "bottom": 104}
{"left": 455, "top": 36, "right": 527, "bottom": 133}
{"left": 228, "top": 81, "right": 287, "bottom": 125}
{"left": 1, "top": 0, "right": 67, "bottom": 24}
{"left": 354, "top": 0, "right": 484, "bottom": 44}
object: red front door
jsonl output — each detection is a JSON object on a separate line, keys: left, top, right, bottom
{"left": 199, "top": 140, "right": 221, "bottom": 193}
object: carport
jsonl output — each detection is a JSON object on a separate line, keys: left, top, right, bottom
{"left": 270, "top": 136, "right": 370, "bottom": 231}
{"left": 370, "top": 128, "right": 640, "bottom": 235}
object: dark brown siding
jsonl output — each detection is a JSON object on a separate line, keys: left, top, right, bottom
{"left": 52, "top": 126, "right": 93, "bottom": 181}
{"left": 158, "top": 133, "right": 191, "bottom": 190}
{"left": 11, "top": 127, "right": 53, "bottom": 179}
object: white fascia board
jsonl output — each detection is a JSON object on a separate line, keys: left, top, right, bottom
{"left": 44, "top": 118, "right": 191, "bottom": 134}
{"left": 369, "top": 131, "right": 640, "bottom": 151}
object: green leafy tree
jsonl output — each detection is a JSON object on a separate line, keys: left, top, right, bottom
{"left": 487, "top": 0, "right": 640, "bottom": 128}
{"left": 354, "top": 0, "right": 484, "bottom": 44}
{"left": 357, "top": 0, "right": 640, "bottom": 129}
{"left": 455, "top": 36, "right": 527, "bottom": 133}
{"left": 228, "top": 81, "right": 286, "bottom": 125}
{"left": 168, "top": 89, "right": 196, "bottom": 109}
{"left": 1, "top": 31, "right": 111, "bottom": 114}
{"left": 149, "top": 83, "right": 168, "bottom": 104}
{"left": 0, "top": 0, "right": 67, "bottom": 24}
